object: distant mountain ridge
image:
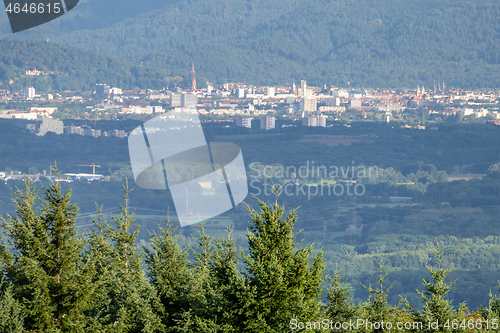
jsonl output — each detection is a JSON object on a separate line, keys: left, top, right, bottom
{"left": 1, "top": 0, "right": 499, "bottom": 88}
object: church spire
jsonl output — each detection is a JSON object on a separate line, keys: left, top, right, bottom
{"left": 190, "top": 63, "right": 197, "bottom": 91}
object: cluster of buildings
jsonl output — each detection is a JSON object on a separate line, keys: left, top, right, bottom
{"left": 1, "top": 64, "right": 499, "bottom": 130}
{"left": 236, "top": 115, "right": 276, "bottom": 130}
{"left": 232, "top": 80, "right": 333, "bottom": 128}
{"left": 0, "top": 170, "right": 104, "bottom": 183}
{"left": 0, "top": 171, "right": 39, "bottom": 183}
{"left": 63, "top": 125, "right": 128, "bottom": 138}
{"left": 26, "top": 118, "right": 128, "bottom": 138}
{"left": 0, "top": 107, "right": 58, "bottom": 120}
{"left": 25, "top": 69, "right": 53, "bottom": 76}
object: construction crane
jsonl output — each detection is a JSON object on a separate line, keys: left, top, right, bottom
{"left": 85, "top": 112, "right": 101, "bottom": 128}
{"left": 48, "top": 163, "right": 57, "bottom": 176}
{"left": 77, "top": 164, "right": 101, "bottom": 175}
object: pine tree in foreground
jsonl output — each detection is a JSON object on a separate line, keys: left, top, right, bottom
{"left": 0, "top": 231, "right": 24, "bottom": 333}
{"left": 360, "top": 266, "right": 401, "bottom": 333}
{"left": 144, "top": 223, "right": 192, "bottom": 331}
{"left": 408, "top": 246, "right": 467, "bottom": 333}
{"left": 145, "top": 197, "right": 326, "bottom": 332}
{"left": 325, "top": 268, "right": 359, "bottom": 332}
{"left": 146, "top": 223, "right": 254, "bottom": 333}
{"left": 1, "top": 181, "right": 92, "bottom": 332}
{"left": 478, "top": 286, "right": 500, "bottom": 331}
{"left": 0, "top": 279, "right": 25, "bottom": 333}
{"left": 84, "top": 184, "right": 164, "bottom": 333}
{"left": 244, "top": 199, "right": 325, "bottom": 332}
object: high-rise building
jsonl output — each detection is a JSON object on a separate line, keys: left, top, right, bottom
{"left": 37, "top": 117, "right": 63, "bottom": 136}
{"left": 302, "top": 115, "right": 327, "bottom": 127}
{"left": 190, "top": 63, "right": 197, "bottom": 91}
{"left": 25, "top": 87, "right": 35, "bottom": 99}
{"left": 236, "top": 117, "right": 252, "bottom": 129}
{"left": 301, "top": 80, "right": 307, "bottom": 97}
{"left": 170, "top": 93, "right": 182, "bottom": 107}
{"left": 302, "top": 116, "right": 318, "bottom": 127}
{"left": 181, "top": 92, "right": 198, "bottom": 107}
{"left": 65, "top": 125, "right": 85, "bottom": 135}
{"left": 318, "top": 114, "right": 327, "bottom": 127}
{"left": 237, "top": 86, "right": 245, "bottom": 98}
{"left": 260, "top": 116, "right": 275, "bottom": 130}
{"left": 325, "top": 97, "right": 341, "bottom": 107}
{"left": 96, "top": 84, "right": 110, "bottom": 96}
{"left": 266, "top": 87, "right": 275, "bottom": 97}
{"left": 301, "top": 96, "right": 317, "bottom": 113}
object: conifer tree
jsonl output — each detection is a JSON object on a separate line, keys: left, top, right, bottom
{"left": 82, "top": 208, "right": 119, "bottom": 332}
{"left": 360, "top": 266, "right": 398, "bottom": 333}
{"left": 0, "top": 279, "right": 25, "bottom": 333}
{"left": 1, "top": 180, "right": 92, "bottom": 332}
{"left": 243, "top": 198, "right": 325, "bottom": 331}
{"left": 84, "top": 184, "right": 164, "bottom": 333}
{"left": 325, "top": 268, "right": 359, "bottom": 332}
{"left": 480, "top": 286, "right": 500, "bottom": 325}
{"left": 409, "top": 246, "right": 467, "bottom": 333}
{"left": 207, "top": 227, "right": 255, "bottom": 331}
{"left": 186, "top": 226, "right": 254, "bottom": 332}
{"left": 0, "top": 233, "right": 24, "bottom": 332}
{"left": 144, "top": 223, "right": 192, "bottom": 331}
{"left": 147, "top": 224, "right": 253, "bottom": 333}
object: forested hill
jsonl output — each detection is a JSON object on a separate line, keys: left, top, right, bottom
{"left": 0, "top": 40, "right": 182, "bottom": 91}
{"left": 2, "top": 0, "right": 498, "bottom": 88}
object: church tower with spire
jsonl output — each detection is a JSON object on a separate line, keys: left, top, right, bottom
{"left": 190, "top": 63, "right": 197, "bottom": 91}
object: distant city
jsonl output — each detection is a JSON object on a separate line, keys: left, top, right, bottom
{"left": 0, "top": 65, "right": 499, "bottom": 138}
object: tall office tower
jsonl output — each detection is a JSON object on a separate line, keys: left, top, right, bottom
{"left": 25, "top": 87, "right": 35, "bottom": 99}
{"left": 181, "top": 92, "right": 198, "bottom": 107}
{"left": 236, "top": 117, "right": 252, "bottom": 129}
{"left": 301, "top": 96, "right": 317, "bottom": 113}
{"left": 237, "top": 86, "right": 245, "bottom": 98}
{"left": 96, "top": 84, "right": 110, "bottom": 96}
{"left": 170, "top": 93, "right": 182, "bottom": 107}
{"left": 260, "top": 115, "right": 276, "bottom": 130}
{"left": 37, "top": 117, "right": 64, "bottom": 136}
{"left": 266, "top": 86, "right": 275, "bottom": 97}
{"left": 302, "top": 115, "right": 327, "bottom": 128}
{"left": 190, "top": 63, "right": 197, "bottom": 91}
{"left": 301, "top": 80, "right": 307, "bottom": 97}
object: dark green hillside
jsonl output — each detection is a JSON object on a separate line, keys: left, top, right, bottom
{"left": 0, "top": 40, "right": 182, "bottom": 91}
{"left": 9, "top": 0, "right": 497, "bottom": 88}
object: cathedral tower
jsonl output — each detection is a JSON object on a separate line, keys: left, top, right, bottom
{"left": 190, "top": 63, "right": 197, "bottom": 91}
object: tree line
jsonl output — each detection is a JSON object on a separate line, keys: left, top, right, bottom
{"left": 0, "top": 181, "right": 499, "bottom": 332}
